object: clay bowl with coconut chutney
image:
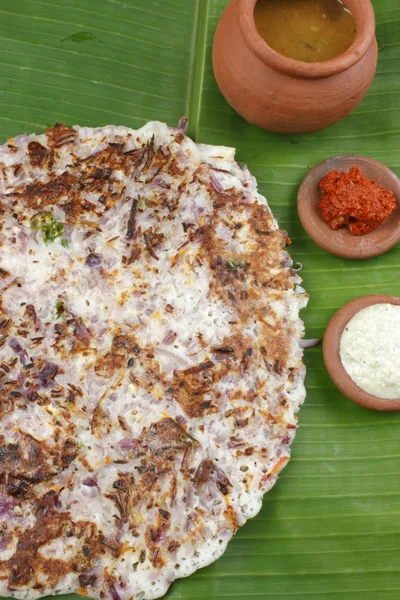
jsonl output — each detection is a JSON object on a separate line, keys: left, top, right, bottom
{"left": 323, "top": 295, "right": 400, "bottom": 412}
{"left": 297, "top": 155, "right": 400, "bottom": 259}
{"left": 212, "top": 0, "right": 378, "bottom": 134}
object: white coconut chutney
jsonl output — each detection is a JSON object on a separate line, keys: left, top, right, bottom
{"left": 340, "top": 303, "right": 400, "bottom": 400}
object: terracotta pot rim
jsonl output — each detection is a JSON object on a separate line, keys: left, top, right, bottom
{"left": 323, "top": 295, "right": 400, "bottom": 412}
{"left": 238, "top": 0, "right": 376, "bottom": 79}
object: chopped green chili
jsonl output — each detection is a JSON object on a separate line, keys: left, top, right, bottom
{"left": 30, "top": 212, "right": 67, "bottom": 245}
{"left": 30, "top": 212, "right": 53, "bottom": 230}
{"left": 54, "top": 300, "right": 64, "bottom": 319}
{"left": 227, "top": 259, "right": 244, "bottom": 271}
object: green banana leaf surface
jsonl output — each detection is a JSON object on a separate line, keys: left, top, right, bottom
{"left": 0, "top": 0, "right": 399, "bottom": 599}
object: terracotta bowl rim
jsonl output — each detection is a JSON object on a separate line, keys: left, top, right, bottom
{"left": 238, "top": 0, "right": 376, "bottom": 79}
{"left": 323, "top": 294, "right": 400, "bottom": 412}
{"left": 297, "top": 154, "right": 400, "bottom": 259}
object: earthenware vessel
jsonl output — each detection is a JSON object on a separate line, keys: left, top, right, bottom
{"left": 297, "top": 155, "right": 400, "bottom": 259}
{"left": 212, "top": 0, "right": 378, "bottom": 134}
{"left": 323, "top": 295, "right": 400, "bottom": 412}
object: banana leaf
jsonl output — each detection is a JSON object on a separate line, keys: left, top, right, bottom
{"left": 0, "top": 1, "right": 399, "bottom": 599}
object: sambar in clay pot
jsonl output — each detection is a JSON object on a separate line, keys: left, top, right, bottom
{"left": 212, "top": 0, "right": 378, "bottom": 134}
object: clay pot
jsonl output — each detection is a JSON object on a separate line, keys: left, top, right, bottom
{"left": 323, "top": 295, "right": 400, "bottom": 412}
{"left": 297, "top": 155, "right": 400, "bottom": 259}
{"left": 212, "top": 0, "right": 378, "bottom": 134}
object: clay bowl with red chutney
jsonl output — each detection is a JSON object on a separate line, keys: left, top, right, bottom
{"left": 297, "top": 155, "right": 400, "bottom": 259}
{"left": 323, "top": 294, "right": 400, "bottom": 412}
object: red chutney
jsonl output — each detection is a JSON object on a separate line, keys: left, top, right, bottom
{"left": 319, "top": 166, "right": 397, "bottom": 236}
